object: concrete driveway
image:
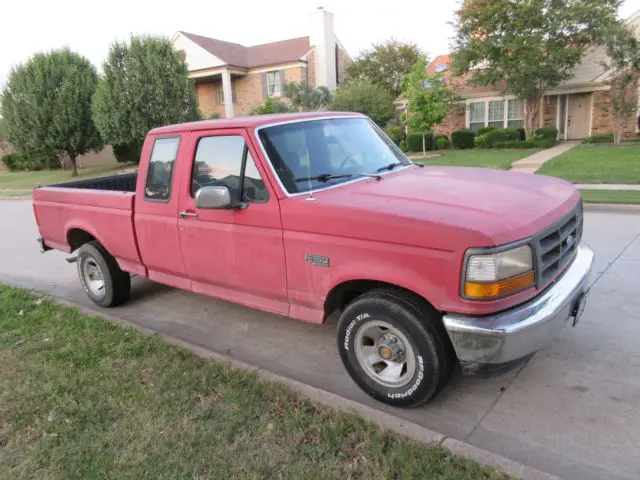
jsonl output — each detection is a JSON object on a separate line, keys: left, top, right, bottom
{"left": 1, "top": 198, "right": 639, "bottom": 479}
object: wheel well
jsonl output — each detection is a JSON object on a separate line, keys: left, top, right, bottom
{"left": 67, "top": 229, "right": 96, "bottom": 251}
{"left": 324, "top": 280, "right": 435, "bottom": 318}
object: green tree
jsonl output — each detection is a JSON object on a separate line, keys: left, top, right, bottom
{"left": 282, "top": 82, "right": 332, "bottom": 111}
{"left": 347, "top": 40, "right": 426, "bottom": 97}
{"left": 330, "top": 81, "right": 396, "bottom": 126}
{"left": 602, "top": 23, "right": 640, "bottom": 144}
{"left": 1, "top": 49, "right": 102, "bottom": 176}
{"left": 250, "top": 98, "right": 293, "bottom": 115}
{"left": 0, "top": 117, "right": 8, "bottom": 141}
{"left": 401, "top": 60, "right": 459, "bottom": 155}
{"left": 452, "top": 0, "right": 621, "bottom": 137}
{"left": 92, "top": 36, "right": 199, "bottom": 162}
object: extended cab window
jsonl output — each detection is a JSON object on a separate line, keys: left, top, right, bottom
{"left": 191, "top": 136, "right": 268, "bottom": 203}
{"left": 144, "top": 137, "right": 180, "bottom": 201}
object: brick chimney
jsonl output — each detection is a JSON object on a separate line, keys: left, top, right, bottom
{"left": 310, "top": 7, "right": 337, "bottom": 91}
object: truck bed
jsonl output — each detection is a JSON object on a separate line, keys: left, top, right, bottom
{"left": 32, "top": 173, "right": 142, "bottom": 273}
{"left": 50, "top": 172, "right": 137, "bottom": 192}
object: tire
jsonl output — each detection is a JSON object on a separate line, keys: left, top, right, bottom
{"left": 337, "top": 288, "right": 454, "bottom": 408}
{"left": 77, "top": 241, "right": 131, "bottom": 307}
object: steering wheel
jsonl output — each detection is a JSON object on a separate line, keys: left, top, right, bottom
{"left": 339, "top": 155, "right": 360, "bottom": 170}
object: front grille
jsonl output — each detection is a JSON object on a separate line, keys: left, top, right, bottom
{"left": 533, "top": 202, "right": 583, "bottom": 287}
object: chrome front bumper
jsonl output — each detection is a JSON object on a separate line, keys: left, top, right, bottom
{"left": 443, "top": 244, "right": 594, "bottom": 371}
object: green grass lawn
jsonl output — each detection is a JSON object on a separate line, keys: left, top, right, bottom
{"left": 0, "top": 164, "right": 136, "bottom": 195}
{"left": 580, "top": 189, "right": 640, "bottom": 205}
{"left": 414, "top": 149, "right": 539, "bottom": 170}
{"left": 538, "top": 144, "right": 640, "bottom": 184}
{"left": 0, "top": 285, "right": 507, "bottom": 479}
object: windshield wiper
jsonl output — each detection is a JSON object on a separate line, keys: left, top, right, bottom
{"left": 294, "top": 172, "right": 382, "bottom": 183}
{"left": 376, "top": 162, "right": 404, "bottom": 173}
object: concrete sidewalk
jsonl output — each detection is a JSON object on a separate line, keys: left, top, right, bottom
{"left": 2, "top": 200, "right": 640, "bottom": 479}
{"left": 578, "top": 184, "right": 640, "bottom": 191}
{"left": 511, "top": 141, "right": 580, "bottom": 174}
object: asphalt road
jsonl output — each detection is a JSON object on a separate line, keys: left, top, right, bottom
{"left": 1, "top": 198, "right": 639, "bottom": 480}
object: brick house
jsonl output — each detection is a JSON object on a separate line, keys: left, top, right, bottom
{"left": 396, "top": 9, "right": 640, "bottom": 140}
{"left": 173, "top": 7, "right": 351, "bottom": 119}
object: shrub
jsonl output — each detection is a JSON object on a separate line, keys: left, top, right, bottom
{"left": 535, "top": 127, "right": 558, "bottom": 140}
{"left": 251, "top": 98, "right": 293, "bottom": 115}
{"left": 476, "top": 134, "right": 489, "bottom": 149}
{"left": 1, "top": 152, "right": 59, "bottom": 171}
{"left": 483, "top": 128, "right": 521, "bottom": 148}
{"left": 517, "top": 127, "right": 526, "bottom": 141}
{"left": 113, "top": 143, "right": 143, "bottom": 163}
{"left": 476, "top": 126, "right": 497, "bottom": 136}
{"left": 398, "top": 139, "right": 408, "bottom": 152}
{"left": 493, "top": 137, "right": 557, "bottom": 149}
{"left": 451, "top": 128, "right": 475, "bottom": 149}
{"left": 406, "top": 133, "right": 434, "bottom": 152}
{"left": 582, "top": 133, "right": 614, "bottom": 144}
{"left": 493, "top": 140, "right": 537, "bottom": 149}
{"left": 435, "top": 135, "right": 450, "bottom": 150}
{"left": 384, "top": 125, "right": 405, "bottom": 146}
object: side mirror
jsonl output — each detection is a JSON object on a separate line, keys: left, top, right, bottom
{"left": 195, "top": 186, "right": 232, "bottom": 209}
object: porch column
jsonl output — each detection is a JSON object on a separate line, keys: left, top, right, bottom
{"left": 222, "top": 69, "right": 234, "bottom": 119}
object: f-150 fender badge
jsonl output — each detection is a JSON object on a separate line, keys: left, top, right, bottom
{"left": 304, "top": 254, "right": 330, "bottom": 268}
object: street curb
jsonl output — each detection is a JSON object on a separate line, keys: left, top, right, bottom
{"left": 583, "top": 203, "right": 640, "bottom": 213}
{"left": 46, "top": 294, "right": 558, "bottom": 480}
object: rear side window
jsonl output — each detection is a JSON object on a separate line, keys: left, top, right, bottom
{"left": 144, "top": 137, "right": 180, "bottom": 201}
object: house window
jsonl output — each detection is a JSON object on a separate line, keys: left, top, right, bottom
{"left": 468, "top": 98, "right": 525, "bottom": 130}
{"left": 488, "top": 100, "right": 504, "bottom": 129}
{"left": 469, "top": 102, "right": 485, "bottom": 132}
{"left": 435, "top": 63, "right": 447, "bottom": 73}
{"left": 507, "top": 99, "right": 525, "bottom": 128}
{"left": 266, "top": 71, "right": 281, "bottom": 97}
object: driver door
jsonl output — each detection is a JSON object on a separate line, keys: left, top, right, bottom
{"left": 177, "top": 128, "right": 288, "bottom": 315}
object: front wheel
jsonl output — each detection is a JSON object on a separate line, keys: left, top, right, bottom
{"left": 337, "top": 289, "right": 454, "bottom": 407}
{"left": 77, "top": 241, "right": 131, "bottom": 307}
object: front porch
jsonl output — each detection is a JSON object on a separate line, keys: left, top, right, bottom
{"left": 192, "top": 68, "right": 243, "bottom": 119}
{"left": 541, "top": 91, "right": 598, "bottom": 140}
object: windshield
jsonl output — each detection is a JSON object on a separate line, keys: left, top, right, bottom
{"left": 257, "top": 117, "right": 410, "bottom": 194}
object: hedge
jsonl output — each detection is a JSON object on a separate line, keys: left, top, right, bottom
{"left": 481, "top": 128, "right": 522, "bottom": 148}
{"left": 451, "top": 128, "right": 475, "bottom": 149}
{"left": 476, "top": 126, "right": 497, "bottom": 136}
{"left": 435, "top": 135, "right": 450, "bottom": 150}
{"left": 1, "top": 152, "right": 60, "bottom": 171}
{"left": 493, "top": 137, "right": 558, "bottom": 149}
{"left": 535, "top": 127, "right": 558, "bottom": 140}
{"left": 582, "top": 133, "right": 614, "bottom": 144}
{"left": 407, "top": 133, "right": 434, "bottom": 152}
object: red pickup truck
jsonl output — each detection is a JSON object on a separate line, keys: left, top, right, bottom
{"left": 33, "top": 112, "right": 594, "bottom": 407}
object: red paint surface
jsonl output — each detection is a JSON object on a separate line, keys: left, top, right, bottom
{"left": 33, "top": 112, "right": 580, "bottom": 322}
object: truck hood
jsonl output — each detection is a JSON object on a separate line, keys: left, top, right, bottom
{"left": 320, "top": 165, "right": 580, "bottom": 246}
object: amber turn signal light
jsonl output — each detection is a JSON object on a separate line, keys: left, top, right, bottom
{"left": 464, "top": 271, "right": 535, "bottom": 299}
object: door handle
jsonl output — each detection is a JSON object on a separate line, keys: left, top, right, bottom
{"left": 178, "top": 211, "right": 198, "bottom": 218}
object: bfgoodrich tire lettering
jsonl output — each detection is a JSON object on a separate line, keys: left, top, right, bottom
{"left": 337, "top": 289, "right": 454, "bottom": 407}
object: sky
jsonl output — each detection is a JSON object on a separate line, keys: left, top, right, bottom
{"left": 1, "top": 0, "right": 640, "bottom": 88}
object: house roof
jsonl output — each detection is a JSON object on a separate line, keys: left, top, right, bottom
{"left": 179, "top": 31, "right": 311, "bottom": 69}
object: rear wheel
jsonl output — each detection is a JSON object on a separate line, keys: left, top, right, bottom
{"left": 337, "top": 289, "right": 454, "bottom": 407}
{"left": 77, "top": 241, "right": 131, "bottom": 307}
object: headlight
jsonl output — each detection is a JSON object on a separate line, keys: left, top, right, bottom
{"left": 463, "top": 244, "right": 534, "bottom": 299}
